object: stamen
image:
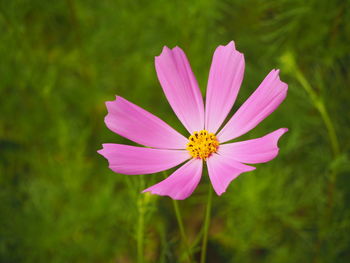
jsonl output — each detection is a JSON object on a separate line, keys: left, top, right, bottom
{"left": 186, "top": 130, "right": 219, "bottom": 160}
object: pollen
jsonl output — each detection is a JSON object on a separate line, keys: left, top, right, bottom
{"left": 186, "top": 130, "right": 219, "bottom": 160}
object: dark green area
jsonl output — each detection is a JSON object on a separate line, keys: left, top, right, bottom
{"left": 1, "top": 0, "right": 350, "bottom": 262}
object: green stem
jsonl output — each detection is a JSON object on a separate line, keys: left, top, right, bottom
{"left": 162, "top": 172, "right": 193, "bottom": 262}
{"left": 294, "top": 69, "right": 340, "bottom": 158}
{"left": 317, "top": 103, "right": 340, "bottom": 158}
{"left": 296, "top": 68, "right": 341, "bottom": 215}
{"left": 137, "top": 177, "right": 145, "bottom": 263}
{"left": 200, "top": 185, "right": 213, "bottom": 263}
{"left": 172, "top": 200, "right": 194, "bottom": 263}
{"left": 295, "top": 67, "right": 340, "bottom": 212}
{"left": 283, "top": 53, "right": 342, "bottom": 263}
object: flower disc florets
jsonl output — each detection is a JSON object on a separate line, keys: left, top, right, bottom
{"left": 186, "top": 130, "right": 219, "bottom": 160}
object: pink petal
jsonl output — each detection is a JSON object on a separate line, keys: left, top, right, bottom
{"left": 205, "top": 41, "right": 245, "bottom": 133}
{"left": 218, "top": 128, "right": 288, "bottom": 164}
{"left": 105, "top": 96, "right": 188, "bottom": 149}
{"left": 98, "top": 144, "right": 190, "bottom": 175}
{"left": 155, "top": 46, "right": 204, "bottom": 133}
{"left": 143, "top": 159, "right": 203, "bottom": 200}
{"left": 207, "top": 154, "right": 255, "bottom": 195}
{"left": 217, "top": 69, "right": 288, "bottom": 143}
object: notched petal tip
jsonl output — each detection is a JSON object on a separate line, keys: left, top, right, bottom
{"left": 275, "top": 128, "right": 288, "bottom": 146}
{"left": 269, "top": 68, "right": 278, "bottom": 77}
{"left": 280, "top": 127, "right": 289, "bottom": 134}
{"left": 207, "top": 155, "right": 256, "bottom": 196}
{"left": 97, "top": 149, "right": 109, "bottom": 162}
{"left": 141, "top": 159, "right": 203, "bottom": 200}
{"left": 223, "top": 41, "right": 245, "bottom": 57}
{"left": 155, "top": 46, "right": 172, "bottom": 59}
{"left": 213, "top": 165, "right": 257, "bottom": 196}
{"left": 156, "top": 45, "right": 185, "bottom": 57}
{"left": 218, "top": 127, "right": 289, "bottom": 165}
{"left": 260, "top": 128, "right": 288, "bottom": 151}
{"left": 97, "top": 144, "right": 110, "bottom": 158}
{"left": 105, "top": 99, "right": 113, "bottom": 108}
{"left": 226, "top": 40, "right": 236, "bottom": 48}
{"left": 216, "top": 40, "right": 239, "bottom": 52}
{"left": 273, "top": 69, "right": 289, "bottom": 89}
{"left": 105, "top": 95, "right": 122, "bottom": 111}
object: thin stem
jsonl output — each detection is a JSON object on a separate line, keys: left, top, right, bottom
{"left": 294, "top": 69, "right": 340, "bottom": 158}
{"left": 282, "top": 52, "right": 340, "bottom": 159}
{"left": 137, "top": 177, "right": 145, "bottom": 263}
{"left": 200, "top": 185, "right": 213, "bottom": 263}
{"left": 281, "top": 53, "right": 342, "bottom": 263}
{"left": 317, "top": 103, "right": 340, "bottom": 158}
{"left": 294, "top": 67, "right": 341, "bottom": 212}
{"left": 172, "top": 199, "right": 194, "bottom": 263}
{"left": 162, "top": 172, "right": 193, "bottom": 262}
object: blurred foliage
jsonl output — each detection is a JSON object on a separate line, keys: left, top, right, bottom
{"left": 1, "top": 0, "right": 350, "bottom": 262}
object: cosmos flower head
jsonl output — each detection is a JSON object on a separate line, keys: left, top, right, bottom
{"left": 98, "top": 41, "right": 288, "bottom": 200}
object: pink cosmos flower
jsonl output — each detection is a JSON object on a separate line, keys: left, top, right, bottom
{"left": 98, "top": 41, "right": 288, "bottom": 200}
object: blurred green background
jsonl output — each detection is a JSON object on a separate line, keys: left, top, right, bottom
{"left": 1, "top": 0, "right": 350, "bottom": 262}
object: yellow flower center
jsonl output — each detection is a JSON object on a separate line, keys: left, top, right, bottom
{"left": 186, "top": 130, "right": 219, "bottom": 160}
